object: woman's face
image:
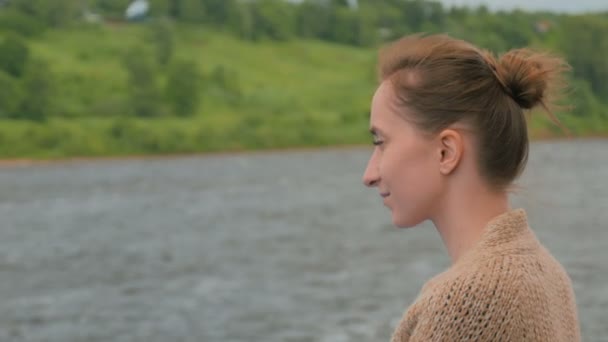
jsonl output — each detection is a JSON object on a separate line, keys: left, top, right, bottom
{"left": 363, "top": 81, "right": 443, "bottom": 228}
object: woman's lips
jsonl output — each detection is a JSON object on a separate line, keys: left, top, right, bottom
{"left": 380, "top": 192, "right": 390, "bottom": 198}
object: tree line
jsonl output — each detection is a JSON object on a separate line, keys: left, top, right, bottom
{"left": 0, "top": 0, "right": 607, "bottom": 122}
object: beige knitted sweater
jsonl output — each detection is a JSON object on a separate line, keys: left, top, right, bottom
{"left": 391, "top": 209, "right": 581, "bottom": 341}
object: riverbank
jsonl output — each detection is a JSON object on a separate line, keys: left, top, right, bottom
{"left": 2, "top": 134, "right": 607, "bottom": 169}
{"left": 0, "top": 144, "right": 371, "bottom": 169}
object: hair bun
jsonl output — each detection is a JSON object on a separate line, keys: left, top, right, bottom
{"left": 493, "top": 49, "right": 568, "bottom": 110}
{"left": 498, "top": 51, "right": 544, "bottom": 109}
{"left": 484, "top": 49, "right": 568, "bottom": 109}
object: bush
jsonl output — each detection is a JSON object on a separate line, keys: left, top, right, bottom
{"left": 166, "top": 60, "right": 202, "bottom": 117}
{"left": 0, "top": 33, "right": 30, "bottom": 77}
{"left": 122, "top": 47, "right": 162, "bottom": 117}
{"left": 0, "top": 71, "right": 22, "bottom": 118}
{"left": 251, "top": 0, "right": 296, "bottom": 41}
{"left": 16, "top": 59, "right": 55, "bottom": 121}
{"left": 328, "top": 7, "right": 376, "bottom": 46}
{"left": 147, "top": 18, "right": 174, "bottom": 66}
{"left": 8, "top": 0, "right": 81, "bottom": 27}
{"left": 0, "top": 10, "right": 46, "bottom": 37}
{"left": 89, "top": 97, "right": 130, "bottom": 117}
{"left": 207, "top": 65, "right": 242, "bottom": 104}
{"left": 570, "top": 79, "right": 604, "bottom": 120}
{"left": 170, "top": 0, "right": 206, "bottom": 22}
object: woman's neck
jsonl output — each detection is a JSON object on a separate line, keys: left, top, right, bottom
{"left": 431, "top": 184, "right": 511, "bottom": 264}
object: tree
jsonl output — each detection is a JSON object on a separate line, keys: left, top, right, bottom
{"left": 166, "top": 60, "right": 202, "bottom": 117}
{"left": 481, "top": 12, "right": 532, "bottom": 50}
{"left": 0, "top": 71, "right": 22, "bottom": 118}
{"left": 123, "top": 47, "right": 162, "bottom": 117}
{"left": 94, "top": 0, "right": 128, "bottom": 16}
{"left": 168, "top": 0, "right": 206, "bottom": 22}
{"left": 148, "top": 18, "right": 174, "bottom": 66}
{"left": 401, "top": 0, "right": 427, "bottom": 32}
{"left": 296, "top": 0, "right": 331, "bottom": 39}
{"left": 17, "top": 59, "right": 55, "bottom": 121}
{"left": 9, "top": 0, "right": 81, "bottom": 27}
{"left": 201, "top": 0, "right": 239, "bottom": 27}
{"left": 570, "top": 79, "right": 604, "bottom": 120}
{"left": 251, "top": 0, "right": 295, "bottom": 41}
{"left": 331, "top": 0, "right": 350, "bottom": 7}
{"left": 328, "top": 6, "right": 375, "bottom": 46}
{"left": 369, "top": 1, "right": 408, "bottom": 40}
{"left": 0, "top": 10, "right": 46, "bottom": 37}
{"left": 0, "top": 33, "right": 29, "bottom": 77}
{"left": 232, "top": 2, "right": 255, "bottom": 40}
{"left": 559, "top": 16, "right": 608, "bottom": 100}
{"left": 148, "top": 0, "right": 171, "bottom": 17}
{"left": 208, "top": 65, "right": 242, "bottom": 104}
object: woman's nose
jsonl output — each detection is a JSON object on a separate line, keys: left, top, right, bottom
{"left": 362, "top": 156, "right": 379, "bottom": 187}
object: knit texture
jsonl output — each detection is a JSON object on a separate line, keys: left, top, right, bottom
{"left": 391, "top": 209, "right": 581, "bottom": 341}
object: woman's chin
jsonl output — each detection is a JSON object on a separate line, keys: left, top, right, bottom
{"left": 391, "top": 211, "right": 424, "bottom": 228}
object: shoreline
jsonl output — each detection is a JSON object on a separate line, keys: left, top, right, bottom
{"left": 0, "top": 135, "right": 606, "bottom": 169}
{"left": 0, "top": 144, "right": 371, "bottom": 169}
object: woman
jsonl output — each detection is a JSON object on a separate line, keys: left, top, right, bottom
{"left": 363, "top": 34, "right": 581, "bottom": 341}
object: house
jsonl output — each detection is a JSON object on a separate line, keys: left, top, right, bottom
{"left": 125, "top": 0, "right": 149, "bottom": 21}
{"left": 534, "top": 20, "right": 552, "bottom": 34}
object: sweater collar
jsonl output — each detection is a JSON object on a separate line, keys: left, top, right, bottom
{"left": 479, "top": 208, "right": 530, "bottom": 248}
{"left": 455, "top": 208, "right": 538, "bottom": 265}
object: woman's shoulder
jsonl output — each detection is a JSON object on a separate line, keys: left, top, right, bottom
{"left": 419, "top": 254, "right": 524, "bottom": 305}
{"left": 425, "top": 249, "right": 571, "bottom": 300}
{"left": 393, "top": 253, "right": 579, "bottom": 341}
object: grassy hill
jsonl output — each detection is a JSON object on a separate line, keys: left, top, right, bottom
{"left": 0, "top": 23, "right": 601, "bottom": 159}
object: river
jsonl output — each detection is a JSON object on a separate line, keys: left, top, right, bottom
{"left": 0, "top": 140, "right": 606, "bottom": 341}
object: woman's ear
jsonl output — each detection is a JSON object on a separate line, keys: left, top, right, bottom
{"left": 437, "top": 129, "right": 464, "bottom": 175}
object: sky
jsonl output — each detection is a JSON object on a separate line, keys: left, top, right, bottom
{"left": 290, "top": 1, "right": 607, "bottom": 14}
{"left": 437, "top": 0, "right": 608, "bottom": 13}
